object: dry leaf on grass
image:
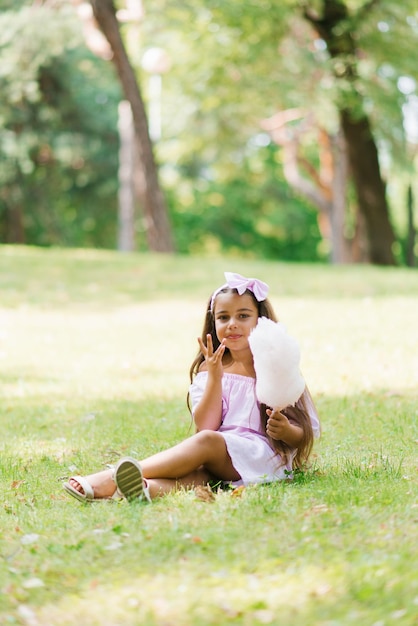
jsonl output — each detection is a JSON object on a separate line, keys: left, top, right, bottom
{"left": 194, "top": 485, "right": 215, "bottom": 503}
{"left": 11, "top": 480, "right": 25, "bottom": 489}
{"left": 231, "top": 486, "right": 246, "bottom": 498}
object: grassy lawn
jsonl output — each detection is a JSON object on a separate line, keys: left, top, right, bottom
{"left": 1, "top": 245, "right": 417, "bottom": 626}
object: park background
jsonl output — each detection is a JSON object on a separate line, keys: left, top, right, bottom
{"left": 1, "top": 0, "right": 417, "bottom": 265}
{"left": 1, "top": 1, "right": 418, "bottom": 625}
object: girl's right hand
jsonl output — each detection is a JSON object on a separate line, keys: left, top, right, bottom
{"left": 198, "top": 334, "right": 226, "bottom": 377}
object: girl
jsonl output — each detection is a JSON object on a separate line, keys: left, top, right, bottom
{"left": 64, "top": 272, "right": 320, "bottom": 503}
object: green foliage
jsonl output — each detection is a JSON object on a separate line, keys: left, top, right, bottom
{"left": 0, "top": 3, "right": 121, "bottom": 247}
{"left": 168, "top": 144, "right": 323, "bottom": 261}
{"left": 147, "top": 0, "right": 418, "bottom": 260}
{"left": 147, "top": 0, "right": 418, "bottom": 140}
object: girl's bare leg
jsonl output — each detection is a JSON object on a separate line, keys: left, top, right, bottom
{"left": 68, "top": 466, "right": 213, "bottom": 500}
{"left": 140, "top": 430, "right": 240, "bottom": 483}
{"left": 67, "top": 430, "right": 239, "bottom": 499}
{"left": 146, "top": 467, "right": 213, "bottom": 499}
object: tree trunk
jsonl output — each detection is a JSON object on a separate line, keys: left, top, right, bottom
{"left": 340, "top": 110, "right": 395, "bottom": 264}
{"left": 1, "top": 186, "right": 26, "bottom": 244}
{"left": 330, "top": 130, "right": 352, "bottom": 263}
{"left": 261, "top": 111, "right": 355, "bottom": 263}
{"left": 7, "top": 205, "right": 26, "bottom": 244}
{"left": 90, "top": 0, "right": 174, "bottom": 252}
{"left": 117, "top": 100, "right": 136, "bottom": 252}
{"left": 303, "top": 0, "right": 397, "bottom": 265}
{"left": 406, "top": 184, "right": 416, "bottom": 267}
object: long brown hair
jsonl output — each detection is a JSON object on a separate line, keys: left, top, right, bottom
{"left": 188, "top": 286, "right": 316, "bottom": 470}
{"left": 259, "top": 390, "right": 316, "bottom": 470}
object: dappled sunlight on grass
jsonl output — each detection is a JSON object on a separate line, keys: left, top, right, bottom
{"left": 2, "top": 295, "right": 417, "bottom": 406}
{"left": 31, "top": 565, "right": 348, "bottom": 626}
{"left": 278, "top": 296, "right": 418, "bottom": 397}
{"left": 7, "top": 507, "right": 418, "bottom": 626}
{"left": 1, "top": 247, "right": 418, "bottom": 625}
{"left": 0, "top": 302, "right": 201, "bottom": 406}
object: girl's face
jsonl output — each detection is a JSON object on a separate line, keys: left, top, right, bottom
{"left": 213, "top": 292, "right": 258, "bottom": 350}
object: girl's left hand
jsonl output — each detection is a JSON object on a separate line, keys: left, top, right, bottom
{"left": 197, "top": 334, "right": 226, "bottom": 379}
{"left": 266, "top": 408, "right": 291, "bottom": 441}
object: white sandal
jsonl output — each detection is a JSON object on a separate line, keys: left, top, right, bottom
{"left": 114, "top": 457, "right": 151, "bottom": 503}
{"left": 63, "top": 476, "right": 95, "bottom": 502}
{"left": 63, "top": 475, "right": 121, "bottom": 503}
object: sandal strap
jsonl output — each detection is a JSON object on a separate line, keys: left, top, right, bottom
{"left": 70, "top": 475, "right": 94, "bottom": 500}
{"left": 142, "top": 479, "right": 152, "bottom": 503}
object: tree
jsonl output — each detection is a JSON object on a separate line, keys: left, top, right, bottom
{"left": 0, "top": 3, "right": 120, "bottom": 247}
{"left": 142, "top": 0, "right": 418, "bottom": 264}
{"left": 2, "top": 0, "right": 416, "bottom": 262}
{"left": 261, "top": 109, "right": 362, "bottom": 263}
{"left": 301, "top": 0, "right": 396, "bottom": 265}
{"left": 89, "top": 0, "right": 174, "bottom": 252}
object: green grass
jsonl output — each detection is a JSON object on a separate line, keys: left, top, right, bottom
{"left": 1, "top": 245, "right": 417, "bottom": 626}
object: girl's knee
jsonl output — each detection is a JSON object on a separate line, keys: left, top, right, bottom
{"left": 195, "top": 429, "right": 223, "bottom": 447}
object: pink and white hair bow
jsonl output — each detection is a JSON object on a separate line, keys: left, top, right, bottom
{"left": 210, "top": 272, "right": 269, "bottom": 312}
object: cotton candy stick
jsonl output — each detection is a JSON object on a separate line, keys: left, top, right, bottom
{"left": 248, "top": 317, "right": 305, "bottom": 409}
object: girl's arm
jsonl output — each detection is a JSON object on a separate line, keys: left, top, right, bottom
{"left": 266, "top": 409, "right": 304, "bottom": 447}
{"left": 193, "top": 335, "right": 225, "bottom": 431}
{"left": 193, "top": 374, "right": 223, "bottom": 431}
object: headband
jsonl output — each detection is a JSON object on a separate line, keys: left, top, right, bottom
{"left": 210, "top": 272, "right": 269, "bottom": 312}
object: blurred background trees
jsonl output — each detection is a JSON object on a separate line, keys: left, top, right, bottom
{"left": 0, "top": 2, "right": 121, "bottom": 247}
{"left": 0, "top": 0, "right": 417, "bottom": 265}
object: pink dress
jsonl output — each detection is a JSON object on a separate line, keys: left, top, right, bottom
{"left": 189, "top": 372, "right": 320, "bottom": 486}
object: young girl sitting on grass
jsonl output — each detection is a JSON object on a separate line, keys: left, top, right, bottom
{"left": 64, "top": 272, "right": 320, "bottom": 503}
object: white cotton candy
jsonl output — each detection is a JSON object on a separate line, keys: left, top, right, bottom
{"left": 248, "top": 317, "right": 305, "bottom": 409}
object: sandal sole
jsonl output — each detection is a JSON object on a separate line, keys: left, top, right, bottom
{"left": 114, "top": 457, "right": 145, "bottom": 502}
